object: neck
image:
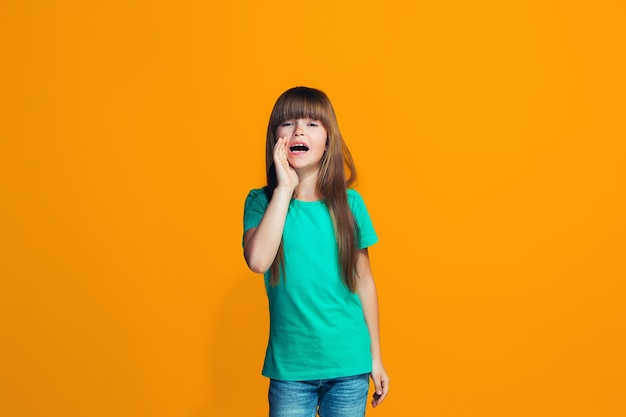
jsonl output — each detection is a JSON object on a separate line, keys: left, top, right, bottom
{"left": 294, "top": 170, "right": 320, "bottom": 201}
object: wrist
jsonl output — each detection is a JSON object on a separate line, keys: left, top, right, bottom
{"left": 273, "top": 186, "right": 295, "bottom": 199}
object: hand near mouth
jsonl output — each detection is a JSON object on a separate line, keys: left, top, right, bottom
{"left": 273, "top": 137, "right": 299, "bottom": 192}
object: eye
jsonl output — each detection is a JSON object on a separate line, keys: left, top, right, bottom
{"left": 281, "top": 121, "right": 294, "bottom": 127}
{"left": 308, "top": 121, "right": 320, "bottom": 127}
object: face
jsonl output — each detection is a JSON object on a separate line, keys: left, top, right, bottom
{"left": 275, "top": 117, "right": 328, "bottom": 172}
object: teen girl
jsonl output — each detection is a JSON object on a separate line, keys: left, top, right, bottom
{"left": 243, "top": 86, "right": 389, "bottom": 417}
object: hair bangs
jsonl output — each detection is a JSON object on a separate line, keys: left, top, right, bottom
{"left": 270, "top": 87, "right": 331, "bottom": 133}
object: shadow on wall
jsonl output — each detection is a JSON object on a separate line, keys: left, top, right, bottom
{"left": 196, "top": 272, "right": 269, "bottom": 416}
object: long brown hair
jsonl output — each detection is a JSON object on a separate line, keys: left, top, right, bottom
{"left": 264, "top": 86, "right": 360, "bottom": 292}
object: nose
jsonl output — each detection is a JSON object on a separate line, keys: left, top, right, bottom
{"left": 293, "top": 120, "right": 306, "bottom": 136}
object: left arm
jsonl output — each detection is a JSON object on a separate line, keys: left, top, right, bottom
{"left": 356, "top": 248, "right": 390, "bottom": 408}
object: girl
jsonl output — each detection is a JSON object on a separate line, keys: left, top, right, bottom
{"left": 243, "top": 86, "right": 389, "bottom": 417}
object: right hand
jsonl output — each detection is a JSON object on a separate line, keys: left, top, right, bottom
{"left": 273, "top": 137, "right": 299, "bottom": 192}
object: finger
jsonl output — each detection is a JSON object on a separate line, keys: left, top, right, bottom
{"left": 274, "top": 137, "right": 287, "bottom": 152}
{"left": 273, "top": 137, "right": 284, "bottom": 155}
{"left": 276, "top": 137, "right": 289, "bottom": 161}
{"left": 379, "top": 378, "right": 389, "bottom": 403}
{"left": 374, "top": 375, "right": 383, "bottom": 396}
{"left": 371, "top": 391, "right": 386, "bottom": 407}
{"left": 370, "top": 374, "right": 381, "bottom": 407}
{"left": 274, "top": 138, "right": 287, "bottom": 165}
{"left": 371, "top": 377, "right": 389, "bottom": 407}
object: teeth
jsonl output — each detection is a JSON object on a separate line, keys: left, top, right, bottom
{"left": 290, "top": 144, "right": 309, "bottom": 151}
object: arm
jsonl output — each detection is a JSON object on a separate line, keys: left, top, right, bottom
{"left": 243, "top": 137, "right": 298, "bottom": 273}
{"left": 243, "top": 187, "right": 291, "bottom": 273}
{"left": 356, "top": 248, "right": 390, "bottom": 408}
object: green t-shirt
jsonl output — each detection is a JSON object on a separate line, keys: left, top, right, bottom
{"left": 243, "top": 188, "right": 378, "bottom": 381}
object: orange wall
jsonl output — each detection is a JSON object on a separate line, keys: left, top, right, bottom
{"left": 1, "top": 1, "right": 625, "bottom": 416}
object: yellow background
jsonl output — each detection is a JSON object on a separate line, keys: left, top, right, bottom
{"left": 1, "top": 1, "right": 625, "bottom": 416}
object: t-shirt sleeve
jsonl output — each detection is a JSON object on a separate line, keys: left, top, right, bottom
{"left": 348, "top": 189, "right": 378, "bottom": 249}
{"left": 243, "top": 189, "right": 269, "bottom": 247}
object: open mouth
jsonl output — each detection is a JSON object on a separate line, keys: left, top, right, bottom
{"left": 289, "top": 144, "right": 309, "bottom": 152}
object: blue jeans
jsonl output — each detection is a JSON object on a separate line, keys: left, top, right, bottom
{"left": 268, "top": 373, "right": 369, "bottom": 417}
